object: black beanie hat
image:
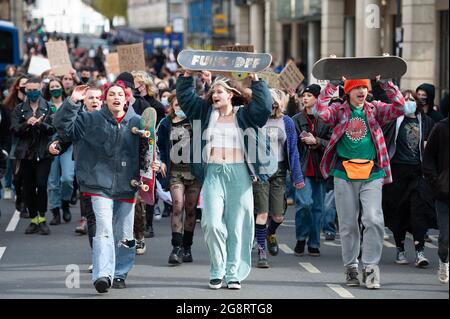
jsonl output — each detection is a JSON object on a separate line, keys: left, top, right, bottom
{"left": 301, "top": 84, "right": 321, "bottom": 98}
{"left": 116, "top": 72, "right": 135, "bottom": 90}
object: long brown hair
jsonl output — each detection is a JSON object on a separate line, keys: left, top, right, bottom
{"left": 205, "top": 77, "right": 251, "bottom": 106}
{"left": 3, "top": 74, "right": 30, "bottom": 111}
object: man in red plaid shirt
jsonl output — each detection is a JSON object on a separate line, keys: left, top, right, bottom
{"left": 315, "top": 77, "right": 404, "bottom": 289}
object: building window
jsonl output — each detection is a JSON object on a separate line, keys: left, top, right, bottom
{"left": 439, "top": 10, "right": 449, "bottom": 97}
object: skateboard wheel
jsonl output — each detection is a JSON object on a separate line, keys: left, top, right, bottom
{"left": 141, "top": 185, "right": 150, "bottom": 192}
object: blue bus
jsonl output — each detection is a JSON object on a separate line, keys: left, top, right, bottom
{"left": 0, "top": 20, "right": 20, "bottom": 82}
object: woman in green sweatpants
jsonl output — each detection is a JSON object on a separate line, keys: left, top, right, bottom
{"left": 176, "top": 70, "right": 275, "bottom": 290}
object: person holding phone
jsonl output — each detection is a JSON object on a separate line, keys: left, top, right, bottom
{"left": 292, "top": 84, "right": 331, "bottom": 258}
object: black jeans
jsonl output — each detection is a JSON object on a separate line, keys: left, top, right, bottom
{"left": 436, "top": 200, "right": 449, "bottom": 263}
{"left": 382, "top": 163, "right": 426, "bottom": 251}
{"left": 21, "top": 159, "right": 52, "bottom": 219}
{"left": 80, "top": 194, "right": 96, "bottom": 249}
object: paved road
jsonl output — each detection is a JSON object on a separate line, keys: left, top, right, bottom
{"left": 0, "top": 197, "right": 448, "bottom": 300}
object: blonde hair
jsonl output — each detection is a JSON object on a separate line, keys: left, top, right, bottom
{"left": 270, "top": 88, "right": 288, "bottom": 119}
{"left": 131, "top": 71, "right": 158, "bottom": 98}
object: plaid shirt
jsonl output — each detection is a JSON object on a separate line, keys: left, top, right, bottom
{"left": 316, "top": 81, "right": 405, "bottom": 184}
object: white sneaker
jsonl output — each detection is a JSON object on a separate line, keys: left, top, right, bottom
{"left": 364, "top": 265, "right": 381, "bottom": 289}
{"left": 3, "top": 188, "right": 12, "bottom": 200}
{"left": 383, "top": 227, "right": 389, "bottom": 240}
{"left": 438, "top": 260, "right": 449, "bottom": 284}
{"left": 415, "top": 251, "right": 429, "bottom": 268}
{"left": 395, "top": 249, "right": 409, "bottom": 265}
{"left": 88, "top": 264, "right": 93, "bottom": 273}
{"left": 154, "top": 205, "right": 162, "bottom": 221}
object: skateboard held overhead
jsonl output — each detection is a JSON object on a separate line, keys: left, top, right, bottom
{"left": 177, "top": 50, "right": 272, "bottom": 73}
{"left": 131, "top": 107, "right": 157, "bottom": 205}
{"left": 312, "top": 55, "right": 407, "bottom": 80}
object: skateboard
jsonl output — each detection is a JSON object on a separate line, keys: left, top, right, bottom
{"left": 131, "top": 107, "right": 157, "bottom": 205}
{"left": 177, "top": 50, "right": 272, "bottom": 74}
{"left": 312, "top": 55, "right": 407, "bottom": 80}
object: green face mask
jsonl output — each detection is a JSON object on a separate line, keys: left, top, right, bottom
{"left": 50, "top": 88, "right": 63, "bottom": 98}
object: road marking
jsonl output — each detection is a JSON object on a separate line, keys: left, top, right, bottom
{"left": 323, "top": 241, "right": 341, "bottom": 247}
{"left": 0, "top": 247, "right": 6, "bottom": 260}
{"left": 299, "top": 262, "right": 321, "bottom": 273}
{"left": 279, "top": 244, "right": 294, "bottom": 254}
{"left": 5, "top": 210, "right": 20, "bottom": 232}
{"left": 425, "top": 242, "right": 438, "bottom": 249}
{"left": 326, "top": 284, "right": 355, "bottom": 298}
{"left": 429, "top": 235, "right": 438, "bottom": 242}
{"left": 383, "top": 240, "right": 396, "bottom": 248}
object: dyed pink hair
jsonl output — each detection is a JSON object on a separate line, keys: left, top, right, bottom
{"left": 100, "top": 80, "right": 131, "bottom": 101}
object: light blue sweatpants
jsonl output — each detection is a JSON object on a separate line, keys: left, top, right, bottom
{"left": 201, "top": 163, "right": 254, "bottom": 284}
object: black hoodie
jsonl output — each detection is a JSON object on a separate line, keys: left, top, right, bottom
{"left": 416, "top": 83, "right": 444, "bottom": 123}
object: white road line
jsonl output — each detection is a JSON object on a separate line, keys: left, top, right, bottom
{"left": 0, "top": 247, "right": 6, "bottom": 261}
{"left": 323, "top": 241, "right": 341, "bottom": 247}
{"left": 383, "top": 240, "right": 396, "bottom": 248}
{"left": 299, "top": 262, "right": 321, "bottom": 273}
{"left": 425, "top": 242, "right": 438, "bottom": 249}
{"left": 5, "top": 210, "right": 20, "bottom": 232}
{"left": 279, "top": 244, "right": 294, "bottom": 254}
{"left": 429, "top": 235, "right": 438, "bottom": 242}
{"left": 326, "top": 284, "right": 355, "bottom": 298}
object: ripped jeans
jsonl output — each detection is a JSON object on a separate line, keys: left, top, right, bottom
{"left": 91, "top": 196, "right": 136, "bottom": 283}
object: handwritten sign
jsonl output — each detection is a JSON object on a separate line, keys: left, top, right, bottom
{"left": 28, "top": 55, "right": 51, "bottom": 76}
{"left": 105, "top": 53, "right": 120, "bottom": 75}
{"left": 220, "top": 44, "right": 255, "bottom": 53}
{"left": 257, "top": 71, "right": 281, "bottom": 89}
{"left": 45, "top": 41, "right": 73, "bottom": 76}
{"left": 117, "top": 43, "right": 146, "bottom": 73}
{"left": 279, "top": 61, "right": 305, "bottom": 91}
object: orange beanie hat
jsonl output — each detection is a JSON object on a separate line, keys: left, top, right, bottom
{"left": 344, "top": 79, "right": 370, "bottom": 94}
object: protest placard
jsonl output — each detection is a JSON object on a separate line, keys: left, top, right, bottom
{"left": 45, "top": 40, "right": 73, "bottom": 76}
{"left": 28, "top": 56, "right": 51, "bottom": 76}
{"left": 117, "top": 43, "right": 146, "bottom": 73}
{"left": 105, "top": 53, "right": 120, "bottom": 75}
{"left": 279, "top": 61, "right": 305, "bottom": 91}
{"left": 257, "top": 70, "right": 281, "bottom": 89}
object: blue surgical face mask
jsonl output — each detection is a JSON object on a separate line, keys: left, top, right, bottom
{"left": 26, "top": 90, "right": 41, "bottom": 102}
{"left": 404, "top": 101, "right": 417, "bottom": 116}
{"left": 161, "top": 97, "right": 169, "bottom": 107}
{"left": 175, "top": 110, "right": 186, "bottom": 119}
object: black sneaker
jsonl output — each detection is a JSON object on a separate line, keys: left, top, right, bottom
{"left": 94, "top": 277, "right": 111, "bottom": 293}
{"left": 209, "top": 278, "right": 222, "bottom": 290}
{"left": 112, "top": 278, "right": 126, "bottom": 289}
{"left": 25, "top": 223, "right": 40, "bottom": 234}
{"left": 324, "top": 232, "right": 335, "bottom": 241}
{"left": 62, "top": 201, "right": 71, "bottom": 223}
{"left": 39, "top": 221, "right": 50, "bottom": 235}
{"left": 227, "top": 281, "right": 241, "bottom": 290}
{"left": 308, "top": 247, "right": 320, "bottom": 257}
{"left": 182, "top": 246, "right": 193, "bottom": 262}
{"left": 50, "top": 208, "right": 61, "bottom": 225}
{"left": 144, "top": 225, "right": 154, "bottom": 238}
{"left": 168, "top": 246, "right": 183, "bottom": 265}
{"left": 345, "top": 266, "right": 360, "bottom": 287}
{"left": 19, "top": 206, "right": 30, "bottom": 219}
{"left": 257, "top": 247, "right": 270, "bottom": 269}
{"left": 267, "top": 234, "right": 279, "bottom": 256}
{"left": 294, "top": 240, "right": 305, "bottom": 256}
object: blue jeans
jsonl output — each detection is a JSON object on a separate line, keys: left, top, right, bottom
{"left": 295, "top": 177, "right": 326, "bottom": 248}
{"left": 47, "top": 146, "right": 75, "bottom": 209}
{"left": 322, "top": 190, "right": 337, "bottom": 235}
{"left": 4, "top": 158, "right": 13, "bottom": 188}
{"left": 91, "top": 196, "right": 136, "bottom": 283}
{"left": 285, "top": 174, "right": 295, "bottom": 200}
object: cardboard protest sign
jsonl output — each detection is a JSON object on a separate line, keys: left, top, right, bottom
{"left": 105, "top": 53, "right": 120, "bottom": 75}
{"left": 220, "top": 44, "right": 255, "bottom": 53}
{"left": 28, "top": 56, "right": 51, "bottom": 76}
{"left": 45, "top": 40, "right": 73, "bottom": 76}
{"left": 257, "top": 70, "right": 281, "bottom": 89}
{"left": 279, "top": 61, "right": 305, "bottom": 91}
{"left": 117, "top": 43, "right": 146, "bottom": 73}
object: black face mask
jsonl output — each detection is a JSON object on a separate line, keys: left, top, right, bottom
{"left": 81, "top": 77, "right": 90, "bottom": 84}
{"left": 19, "top": 87, "right": 26, "bottom": 94}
